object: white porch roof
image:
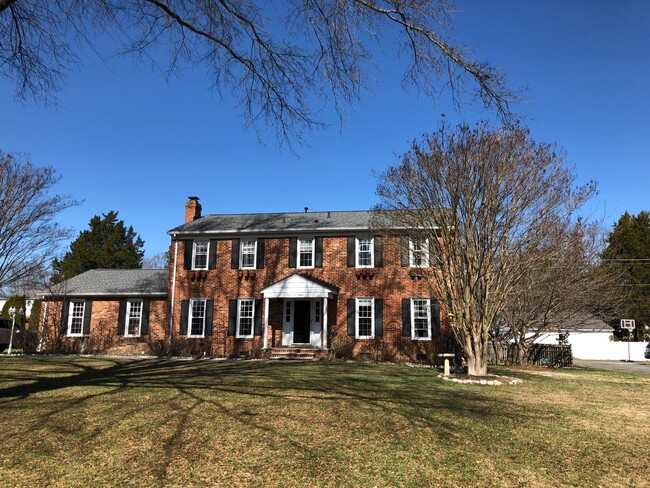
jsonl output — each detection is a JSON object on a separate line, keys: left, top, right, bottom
{"left": 261, "top": 274, "right": 339, "bottom": 299}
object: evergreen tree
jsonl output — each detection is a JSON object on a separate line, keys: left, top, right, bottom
{"left": 52, "top": 211, "right": 144, "bottom": 282}
{"left": 602, "top": 211, "right": 650, "bottom": 340}
{"left": 1, "top": 295, "right": 26, "bottom": 322}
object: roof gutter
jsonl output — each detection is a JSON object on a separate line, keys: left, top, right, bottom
{"left": 41, "top": 293, "right": 168, "bottom": 298}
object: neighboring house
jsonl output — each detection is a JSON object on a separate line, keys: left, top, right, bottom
{"left": 40, "top": 269, "right": 168, "bottom": 354}
{"left": 41, "top": 197, "right": 448, "bottom": 361}
{"left": 534, "top": 318, "right": 647, "bottom": 361}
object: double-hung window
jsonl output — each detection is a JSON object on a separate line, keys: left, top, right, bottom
{"left": 409, "top": 238, "right": 430, "bottom": 267}
{"left": 298, "top": 238, "right": 314, "bottom": 268}
{"left": 193, "top": 241, "right": 209, "bottom": 270}
{"left": 411, "top": 298, "right": 432, "bottom": 340}
{"left": 189, "top": 299, "right": 206, "bottom": 338}
{"left": 356, "top": 237, "right": 374, "bottom": 267}
{"left": 67, "top": 300, "right": 85, "bottom": 336}
{"left": 240, "top": 240, "right": 257, "bottom": 269}
{"left": 125, "top": 300, "right": 143, "bottom": 337}
{"left": 356, "top": 298, "right": 375, "bottom": 339}
{"left": 237, "top": 298, "right": 255, "bottom": 338}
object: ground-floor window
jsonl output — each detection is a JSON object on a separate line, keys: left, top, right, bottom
{"left": 189, "top": 299, "right": 206, "bottom": 337}
{"left": 356, "top": 298, "right": 374, "bottom": 339}
{"left": 125, "top": 300, "right": 143, "bottom": 337}
{"left": 237, "top": 298, "right": 254, "bottom": 338}
{"left": 67, "top": 301, "right": 85, "bottom": 336}
{"left": 411, "top": 298, "right": 431, "bottom": 340}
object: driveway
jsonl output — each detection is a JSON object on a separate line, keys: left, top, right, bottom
{"left": 574, "top": 359, "right": 650, "bottom": 375}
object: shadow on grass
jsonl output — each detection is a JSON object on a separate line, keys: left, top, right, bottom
{"left": 0, "top": 356, "right": 544, "bottom": 483}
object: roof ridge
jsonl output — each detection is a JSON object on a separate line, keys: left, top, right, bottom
{"left": 200, "top": 209, "right": 373, "bottom": 218}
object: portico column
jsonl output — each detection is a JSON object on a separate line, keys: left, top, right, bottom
{"left": 263, "top": 297, "right": 270, "bottom": 349}
{"left": 322, "top": 297, "right": 328, "bottom": 349}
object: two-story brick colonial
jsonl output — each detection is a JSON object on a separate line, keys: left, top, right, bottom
{"left": 40, "top": 197, "right": 448, "bottom": 361}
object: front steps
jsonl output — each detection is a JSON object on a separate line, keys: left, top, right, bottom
{"left": 269, "top": 347, "right": 327, "bottom": 360}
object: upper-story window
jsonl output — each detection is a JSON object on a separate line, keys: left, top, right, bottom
{"left": 298, "top": 238, "right": 314, "bottom": 268}
{"left": 356, "top": 237, "right": 374, "bottom": 267}
{"left": 347, "top": 236, "right": 381, "bottom": 268}
{"left": 240, "top": 239, "right": 257, "bottom": 269}
{"left": 409, "top": 238, "right": 430, "bottom": 267}
{"left": 289, "top": 237, "right": 322, "bottom": 269}
{"left": 230, "top": 238, "right": 264, "bottom": 270}
{"left": 184, "top": 239, "right": 216, "bottom": 271}
{"left": 193, "top": 241, "right": 209, "bottom": 270}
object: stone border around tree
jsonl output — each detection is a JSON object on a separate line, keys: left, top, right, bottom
{"left": 441, "top": 374, "right": 523, "bottom": 386}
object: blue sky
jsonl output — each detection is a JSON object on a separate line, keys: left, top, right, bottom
{"left": 1, "top": 1, "right": 648, "bottom": 259}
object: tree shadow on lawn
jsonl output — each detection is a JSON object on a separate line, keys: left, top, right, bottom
{"left": 0, "top": 357, "right": 539, "bottom": 482}
{"left": 0, "top": 357, "right": 542, "bottom": 433}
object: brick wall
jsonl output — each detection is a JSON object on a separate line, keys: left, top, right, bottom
{"left": 39, "top": 297, "right": 167, "bottom": 355}
{"left": 169, "top": 235, "right": 451, "bottom": 362}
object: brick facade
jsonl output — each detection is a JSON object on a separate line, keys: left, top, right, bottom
{"left": 40, "top": 297, "right": 168, "bottom": 354}
{"left": 169, "top": 235, "right": 450, "bottom": 362}
{"left": 40, "top": 202, "right": 450, "bottom": 362}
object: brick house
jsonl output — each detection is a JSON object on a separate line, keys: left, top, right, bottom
{"left": 39, "top": 269, "right": 168, "bottom": 354}
{"left": 40, "top": 197, "right": 449, "bottom": 361}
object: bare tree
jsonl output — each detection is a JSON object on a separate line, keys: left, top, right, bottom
{"left": 0, "top": 1, "right": 520, "bottom": 146}
{"left": 497, "top": 220, "right": 626, "bottom": 364}
{"left": 141, "top": 251, "right": 169, "bottom": 269}
{"left": 375, "top": 121, "right": 596, "bottom": 376}
{"left": 0, "top": 151, "right": 78, "bottom": 294}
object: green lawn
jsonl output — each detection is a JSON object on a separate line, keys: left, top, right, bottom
{"left": 0, "top": 357, "right": 648, "bottom": 487}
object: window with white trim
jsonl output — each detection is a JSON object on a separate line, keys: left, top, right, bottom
{"left": 240, "top": 240, "right": 257, "bottom": 269}
{"left": 356, "top": 237, "right": 374, "bottom": 267}
{"left": 237, "top": 298, "right": 255, "bottom": 338}
{"left": 189, "top": 299, "right": 206, "bottom": 338}
{"left": 409, "top": 238, "right": 430, "bottom": 267}
{"left": 411, "top": 298, "right": 431, "bottom": 340}
{"left": 125, "top": 300, "right": 143, "bottom": 337}
{"left": 298, "top": 238, "right": 314, "bottom": 268}
{"left": 356, "top": 298, "right": 374, "bottom": 339}
{"left": 67, "top": 301, "right": 85, "bottom": 336}
{"left": 193, "top": 240, "right": 209, "bottom": 270}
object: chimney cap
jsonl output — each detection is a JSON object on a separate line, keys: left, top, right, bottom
{"left": 188, "top": 196, "right": 200, "bottom": 201}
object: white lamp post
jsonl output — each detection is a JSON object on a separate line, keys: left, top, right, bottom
{"left": 7, "top": 306, "right": 23, "bottom": 355}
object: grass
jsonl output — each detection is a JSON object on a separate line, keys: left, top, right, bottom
{"left": 0, "top": 358, "right": 648, "bottom": 487}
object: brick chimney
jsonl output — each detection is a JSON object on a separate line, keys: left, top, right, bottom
{"left": 185, "top": 196, "right": 202, "bottom": 223}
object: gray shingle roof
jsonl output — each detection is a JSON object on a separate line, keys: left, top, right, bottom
{"left": 168, "top": 210, "right": 376, "bottom": 236}
{"left": 46, "top": 269, "right": 168, "bottom": 297}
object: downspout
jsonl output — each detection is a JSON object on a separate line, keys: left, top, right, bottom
{"left": 169, "top": 235, "right": 179, "bottom": 349}
{"left": 37, "top": 298, "right": 48, "bottom": 352}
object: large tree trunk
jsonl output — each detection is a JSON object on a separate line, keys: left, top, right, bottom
{"left": 466, "top": 353, "right": 488, "bottom": 376}
{"left": 463, "top": 330, "right": 489, "bottom": 376}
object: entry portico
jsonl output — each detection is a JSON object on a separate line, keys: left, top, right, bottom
{"left": 261, "top": 274, "right": 339, "bottom": 349}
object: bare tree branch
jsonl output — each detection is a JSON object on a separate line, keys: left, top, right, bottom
{"left": 0, "top": 0, "right": 522, "bottom": 146}
{"left": 0, "top": 151, "right": 79, "bottom": 294}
